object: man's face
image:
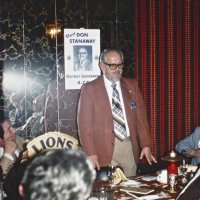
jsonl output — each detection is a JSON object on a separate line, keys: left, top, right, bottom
{"left": 1, "top": 121, "right": 16, "bottom": 141}
{"left": 33, "top": 96, "right": 44, "bottom": 113}
{"left": 78, "top": 48, "right": 88, "bottom": 63}
{"left": 100, "top": 51, "right": 123, "bottom": 83}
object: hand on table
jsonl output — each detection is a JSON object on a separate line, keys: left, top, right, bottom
{"left": 140, "top": 147, "right": 157, "bottom": 165}
{"left": 187, "top": 149, "right": 200, "bottom": 158}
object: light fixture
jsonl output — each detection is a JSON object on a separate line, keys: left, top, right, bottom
{"left": 45, "top": 23, "right": 61, "bottom": 39}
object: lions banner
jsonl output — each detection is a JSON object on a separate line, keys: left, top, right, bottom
{"left": 64, "top": 29, "right": 101, "bottom": 89}
{"left": 26, "top": 132, "right": 78, "bottom": 158}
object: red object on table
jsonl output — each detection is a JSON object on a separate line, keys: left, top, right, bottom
{"left": 167, "top": 161, "right": 178, "bottom": 174}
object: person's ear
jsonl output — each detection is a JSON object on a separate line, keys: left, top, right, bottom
{"left": 18, "top": 184, "right": 24, "bottom": 197}
{"left": 99, "top": 62, "right": 105, "bottom": 73}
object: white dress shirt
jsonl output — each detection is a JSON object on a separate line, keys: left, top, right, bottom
{"left": 103, "top": 76, "right": 130, "bottom": 137}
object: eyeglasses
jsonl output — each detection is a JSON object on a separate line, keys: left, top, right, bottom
{"left": 103, "top": 62, "right": 124, "bottom": 70}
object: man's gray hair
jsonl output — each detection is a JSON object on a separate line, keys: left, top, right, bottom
{"left": 99, "top": 48, "right": 124, "bottom": 63}
{"left": 21, "top": 149, "right": 96, "bottom": 200}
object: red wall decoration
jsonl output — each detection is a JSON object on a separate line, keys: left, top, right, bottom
{"left": 135, "top": 0, "right": 200, "bottom": 159}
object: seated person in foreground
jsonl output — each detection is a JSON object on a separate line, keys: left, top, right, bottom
{"left": 176, "top": 166, "right": 200, "bottom": 200}
{"left": 175, "top": 126, "right": 200, "bottom": 166}
{"left": 19, "top": 149, "right": 96, "bottom": 200}
{"left": 0, "top": 115, "right": 25, "bottom": 176}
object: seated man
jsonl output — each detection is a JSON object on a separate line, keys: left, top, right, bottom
{"left": 0, "top": 116, "right": 25, "bottom": 176}
{"left": 16, "top": 94, "right": 46, "bottom": 139}
{"left": 176, "top": 166, "right": 200, "bottom": 200}
{"left": 175, "top": 126, "right": 200, "bottom": 166}
{"left": 19, "top": 149, "right": 96, "bottom": 200}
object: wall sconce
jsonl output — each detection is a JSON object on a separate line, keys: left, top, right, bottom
{"left": 45, "top": 23, "right": 61, "bottom": 39}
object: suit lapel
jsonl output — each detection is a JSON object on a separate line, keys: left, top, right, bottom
{"left": 97, "top": 77, "right": 113, "bottom": 117}
{"left": 120, "top": 78, "right": 135, "bottom": 129}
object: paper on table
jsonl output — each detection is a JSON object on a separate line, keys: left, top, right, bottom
{"left": 137, "top": 194, "right": 167, "bottom": 200}
{"left": 137, "top": 192, "right": 171, "bottom": 200}
{"left": 120, "top": 186, "right": 154, "bottom": 195}
{"left": 120, "top": 179, "right": 142, "bottom": 187}
{"left": 125, "top": 191, "right": 171, "bottom": 200}
{"left": 186, "top": 165, "right": 197, "bottom": 172}
{"left": 141, "top": 176, "right": 157, "bottom": 181}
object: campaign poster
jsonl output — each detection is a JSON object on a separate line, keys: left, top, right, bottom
{"left": 64, "top": 29, "right": 101, "bottom": 90}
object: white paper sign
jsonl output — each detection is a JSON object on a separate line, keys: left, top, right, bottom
{"left": 64, "top": 29, "right": 101, "bottom": 89}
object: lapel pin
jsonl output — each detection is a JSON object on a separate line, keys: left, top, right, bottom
{"left": 130, "top": 101, "right": 137, "bottom": 109}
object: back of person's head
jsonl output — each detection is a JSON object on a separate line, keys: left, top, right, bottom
{"left": 20, "top": 149, "right": 96, "bottom": 200}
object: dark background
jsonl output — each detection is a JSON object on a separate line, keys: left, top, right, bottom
{"left": 0, "top": 0, "right": 135, "bottom": 138}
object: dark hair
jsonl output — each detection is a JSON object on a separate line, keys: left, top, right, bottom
{"left": 0, "top": 114, "right": 10, "bottom": 139}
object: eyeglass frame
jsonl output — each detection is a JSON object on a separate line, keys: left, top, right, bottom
{"left": 102, "top": 62, "right": 124, "bottom": 70}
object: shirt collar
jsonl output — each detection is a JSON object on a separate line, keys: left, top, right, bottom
{"left": 103, "top": 75, "right": 120, "bottom": 88}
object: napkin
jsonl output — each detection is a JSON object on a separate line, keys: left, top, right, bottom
{"left": 156, "top": 169, "right": 167, "bottom": 184}
{"left": 112, "top": 167, "right": 128, "bottom": 185}
{"left": 186, "top": 165, "right": 197, "bottom": 173}
{"left": 125, "top": 192, "right": 170, "bottom": 200}
{"left": 120, "top": 179, "right": 142, "bottom": 187}
{"left": 141, "top": 176, "right": 157, "bottom": 181}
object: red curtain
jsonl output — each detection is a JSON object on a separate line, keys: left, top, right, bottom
{"left": 135, "top": 0, "right": 200, "bottom": 159}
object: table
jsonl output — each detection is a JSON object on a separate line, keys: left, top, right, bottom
{"left": 91, "top": 175, "right": 182, "bottom": 200}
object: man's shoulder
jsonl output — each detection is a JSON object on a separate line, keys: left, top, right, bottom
{"left": 80, "top": 77, "right": 103, "bottom": 94}
{"left": 193, "top": 126, "right": 200, "bottom": 135}
{"left": 121, "top": 77, "right": 138, "bottom": 89}
{"left": 83, "top": 76, "right": 103, "bottom": 87}
{"left": 122, "top": 77, "right": 137, "bottom": 84}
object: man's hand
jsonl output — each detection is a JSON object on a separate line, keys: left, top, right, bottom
{"left": 89, "top": 155, "right": 100, "bottom": 170}
{"left": 186, "top": 149, "right": 200, "bottom": 158}
{"left": 140, "top": 147, "right": 157, "bottom": 164}
{"left": 4, "top": 140, "right": 18, "bottom": 154}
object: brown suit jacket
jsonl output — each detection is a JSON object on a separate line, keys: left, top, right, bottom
{"left": 77, "top": 76, "right": 151, "bottom": 167}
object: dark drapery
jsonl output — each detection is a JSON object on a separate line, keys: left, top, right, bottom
{"left": 135, "top": 0, "right": 200, "bottom": 159}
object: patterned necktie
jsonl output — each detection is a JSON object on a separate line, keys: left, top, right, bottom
{"left": 111, "top": 83, "right": 127, "bottom": 140}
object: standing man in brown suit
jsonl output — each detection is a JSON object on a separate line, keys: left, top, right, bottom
{"left": 77, "top": 48, "right": 156, "bottom": 177}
